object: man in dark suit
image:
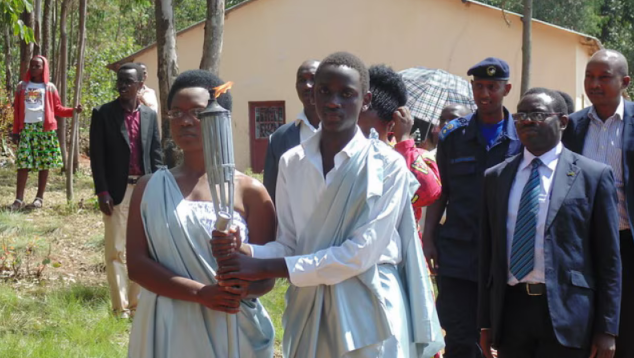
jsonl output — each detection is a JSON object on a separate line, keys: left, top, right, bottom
{"left": 263, "top": 59, "right": 320, "bottom": 201}
{"left": 479, "top": 88, "right": 621, "bottom": 358}
{"left": 89, "top": 62, "right": 163, "bottom": 318}
{"left": 562, "top": 49, "right": 634, "bottom": 358}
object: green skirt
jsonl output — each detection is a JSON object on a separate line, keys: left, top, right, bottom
{"left": 16, "top": 122, "right": 63, "bottom": 171}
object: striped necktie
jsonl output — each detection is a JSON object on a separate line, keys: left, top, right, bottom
{"left": 510, "top": 158, "right": 542, "bottom": 281}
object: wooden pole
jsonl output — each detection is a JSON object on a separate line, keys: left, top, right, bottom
{"left": 66, "top": 0, "right": 86, "bottom": 202}
{"left": 521, "top": 0, "right": 533, "bottom": 96}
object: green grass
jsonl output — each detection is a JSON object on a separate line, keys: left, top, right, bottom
{"left": 0, "top": 164, "right": 287, "bottom": 356}
{"left": 0, "top": 212, "right": 62, "bottom": 238}
{"left": 260, "top": 279, "right": 289, "bottom": 349}
{"left": 0, "top": 284, "right": 130, "bottom": 358}
{"left": 0, "top": 281, "right": 289, "bottom": 357}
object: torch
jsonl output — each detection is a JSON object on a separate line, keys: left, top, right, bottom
{"left": 198, "top": 81, "right": 240, "bottom": 358}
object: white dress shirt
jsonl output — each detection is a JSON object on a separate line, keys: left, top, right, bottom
{"left": 296, "top": 110, "right": 319, "bottom": 143}
{"left": 251, "top": 127, "right": 408, "bottom": 287}
{"left": 582, "top": 99, "right": 629, "bottom": 231}
{"left": 507, "top": 142, "right": 563, "bottom": 285}
{"left": 138, "top": 85, "right": 159, "bottom": 113}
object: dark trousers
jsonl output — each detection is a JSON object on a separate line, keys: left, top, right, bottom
{"left": 437, "top": 276, "right": 482, "bottom": 358}
{"left": 498, "top": 285, "right": 589, "bottom": 358}
{"left": 616, "top": 230, "right": 634, "bottom": 358}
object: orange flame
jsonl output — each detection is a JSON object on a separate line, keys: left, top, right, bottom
{"left": 213, "top": 81, "right": 234, "bottom": 99}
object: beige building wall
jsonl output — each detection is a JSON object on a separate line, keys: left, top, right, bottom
{"left": 130, "top": 0, "right": 598, "bottom": 171}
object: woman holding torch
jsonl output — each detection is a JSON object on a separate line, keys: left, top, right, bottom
{"left": 125, "top": 70, "right": 276, "bottom": 358}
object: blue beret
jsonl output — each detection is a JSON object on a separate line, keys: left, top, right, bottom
{"left": 467, "top": 57, "right": 510, "bottom": 80}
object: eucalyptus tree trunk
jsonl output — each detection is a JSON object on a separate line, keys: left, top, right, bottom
{"left": 155, "top": 0, "right": 179, "bottom": 167}
{"left": 42, "top": 0, "right": 52, "bottom": 58}
{"left": 66, "top": 0, "right": 86, "bottom": 201}
{"left": 56, "top": 0, "right": 71, "bottom": 171}
{"left": 199, "top": 0, "right": 225, "bottom": 75}
{"left": 4, "top": 24, "right": 14, "bottom": 98}
{"left": 33, "top": 0, "right": 42, "bottom": 55}
{"left": 19, "top": 10, "right": 34, "bottom": 78}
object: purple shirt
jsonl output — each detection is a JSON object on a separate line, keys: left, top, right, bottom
{"left": 123, "top": 109, "right": 143, "bottom": 176}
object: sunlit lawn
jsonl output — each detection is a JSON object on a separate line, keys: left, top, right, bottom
{"left": 0, "top": 164, "right": 287, "bottom": 357}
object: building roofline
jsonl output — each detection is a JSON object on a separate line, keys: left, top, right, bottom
{"left": 108, "top": 0, "right": 602, "bottom": 70}
{"left": 106, "top": 0, "right": 261, "bottom": 70}
{"left": 465, "top": 0, "right": 602, "bottom": 53}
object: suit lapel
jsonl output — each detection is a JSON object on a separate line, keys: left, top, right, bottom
{"left": 115, "top": 102, "right": 130, "bottom": 147}
{"left": 140, "top": 107, "right": 149, "bottom": 155}
{"left": 574, "top": 113, "right": 591, "bottom": 154}
{"left": 622, "top": 102, "right": 634, "bottom": 190}
{"left": 287, "top": 122, "right": 300, "bottom": 148}
{"left": 498, "top": 156, "right": 521, "bottom": 267}
{"left": 546, "top": 149, "right": 580, "bottom": 230}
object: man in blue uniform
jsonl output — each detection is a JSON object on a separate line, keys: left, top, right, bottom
{"left": 422, "top": 58, "right": 522, "bottom": 358}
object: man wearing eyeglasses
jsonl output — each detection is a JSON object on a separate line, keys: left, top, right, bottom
{"left": 563, "top": 49, "right": 634, "bottom": 358}
{"left": 479, "top": 88, "right": 621, "bottom": 358}
{"left": 422, "top": 58, "right": 522, "bottom": 358}
{"left": 89, "top": 62, "right": 163, "bottom": 319}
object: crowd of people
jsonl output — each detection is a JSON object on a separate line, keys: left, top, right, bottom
{"left": 6, "top": 46, "right": 634, "bottom": 358}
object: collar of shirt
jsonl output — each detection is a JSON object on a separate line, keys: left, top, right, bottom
{"left": 464, "top": 107, "right": 518, "bottom": 142}
{"left": 295, "top": 110, "right": 319, "bottom": 132}
{"left": 589, "top": 97, "right": 624, "bottom": 123}
{"left": 519, "top": 141, "right": 563, "bottom": 173}
{"left": 301, "top": 126, "right": 368, "bottom": 176}
{"left": 120, "top": 99, "right": 141, "bottom": 114}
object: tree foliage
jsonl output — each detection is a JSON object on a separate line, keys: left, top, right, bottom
{"left": 0, "top": 0, "right": 35, "bottom": 43}
{"left": 0, "top": 0, "right": 252, "bottom": 156}
{"left": 482, "top": 0, "right": 634, "bottom": 95}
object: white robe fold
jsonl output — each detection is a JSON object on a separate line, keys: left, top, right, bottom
{"left": 127, "top": 169, "right": 275, "bottom": 358}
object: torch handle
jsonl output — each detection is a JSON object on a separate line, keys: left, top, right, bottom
{"left": 212, "top": 211, "right": 239, "bottom": 357}
{"left": 214, "top": 211, "right": 231, "bottom": 232}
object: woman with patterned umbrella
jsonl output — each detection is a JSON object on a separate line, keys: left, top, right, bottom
{"left": 399, "top": 67, "right": 476, "bottom": 142}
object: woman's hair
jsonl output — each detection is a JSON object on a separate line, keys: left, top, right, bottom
{"left": 368, "top": 64, "right": 408, "bottom": 122}
{"left": 167, "top": 70, "right": 232, "bottom": 110}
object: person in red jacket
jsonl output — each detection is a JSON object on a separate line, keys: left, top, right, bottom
{"left": 9, "top": 55, "right": 82, "bottom": 210}
{"left": 358, "top": 64, "right": 441, "bottom": 225}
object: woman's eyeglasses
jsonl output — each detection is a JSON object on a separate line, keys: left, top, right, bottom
{"left": 512, "top": 112, "right": 562, "bottom": 122}
{"left": 167, "top": 108, "right": 205, "bottom": 121}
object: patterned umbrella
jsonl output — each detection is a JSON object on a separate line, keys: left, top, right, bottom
{"left": 399, "top": 67, "right": 476, "bottom": 126}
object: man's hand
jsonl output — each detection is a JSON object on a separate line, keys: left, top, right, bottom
{"left": 216, "top": 254, "right": 267, "bottom": 282}
{"left": 421, "top": 231, "right": 439, "bottom": 275}
{"left": 589, "top": 333, "right": 616, "bottom": 358}
{"left": 211, "top": 227, "right": 245, "bottom": 260}
{"left": 98, "top": 192, "right": 114, "bottom": 216}
{"left": 480, "top": 329, "right": 495, "bottom": 358}
{"left": 392, "top": 106, "right": 414, "bottom": 143}
{"left": 75, "top": 104, "right": 83, "bottom": 114}
{"left": 196, "top": 284, "right": 243, "bottom": 314}
{"left": 11, "top": 133, "right": 19, "bottom": 145}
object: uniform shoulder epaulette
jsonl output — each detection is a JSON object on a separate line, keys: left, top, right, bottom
{"left": 439, "top": 117, "right": 468, "bottom": 141}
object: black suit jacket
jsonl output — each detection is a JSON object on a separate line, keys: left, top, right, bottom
{"left": 562, "top": 100, "right": 634, "bottom": 242}
{"left": 479, "top": 148, "right": 621, "bottom": 349}
{"left": 263, "top": 121, "right": 300, "bottom": 202}
{"left": 89, "top": 99, "right": 163, "bottom": 205}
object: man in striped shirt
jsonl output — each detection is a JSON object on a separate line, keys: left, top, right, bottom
{"left": 563, "top": 49, "right": 633, "bottom": 358}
